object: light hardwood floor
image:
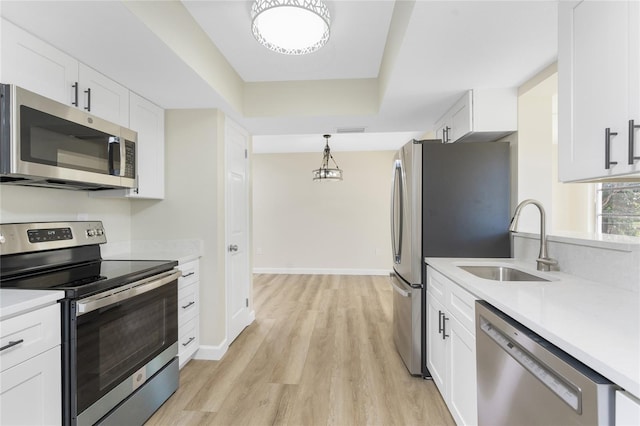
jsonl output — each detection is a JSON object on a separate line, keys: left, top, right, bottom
{"left": 147, "top": 274, "right": 454, "bottom": 425}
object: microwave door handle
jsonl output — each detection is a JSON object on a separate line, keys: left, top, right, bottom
{"left": 121, "top": 138, "right": 129, "bottom": 178}
{"left": 108, "top": 136, "right": 121, "bottom": 176}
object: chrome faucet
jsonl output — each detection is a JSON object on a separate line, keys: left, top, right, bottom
{"left": 509, "top": 199, "right": 558, "bottom": 271}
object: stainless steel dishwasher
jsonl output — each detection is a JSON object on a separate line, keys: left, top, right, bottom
{"left": 475, "top": 301, "right": 616, "bottom": 425}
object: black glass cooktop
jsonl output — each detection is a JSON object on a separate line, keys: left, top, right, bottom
{"left": 0, "top": 259, "right": 177, "bottom": 299}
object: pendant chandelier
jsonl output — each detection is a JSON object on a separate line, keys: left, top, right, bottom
{"left": 313, "top": 134, "right": 343, "bottom": 181}
{"left": 251, "top": 0, "right": 331, "bottom": 55}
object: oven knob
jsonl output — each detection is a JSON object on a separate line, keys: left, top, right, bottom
{"left": 96, "top": 228, "right": 104, "bottom": 236}
{"left": 86, "top": 229, "right": 96, "bottom": 237}
{"left": 0, "top": 233, "right": 5, "bottom": 244}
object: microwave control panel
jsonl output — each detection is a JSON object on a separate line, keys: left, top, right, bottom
{"left": 124, "top": 141, "right": 136, "bottom": 179}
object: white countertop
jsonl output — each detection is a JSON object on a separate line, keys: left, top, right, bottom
{"left": 0, "top": 289, "right": 65, "bottom": 321}
{"left": 425, "top": 257, "right": 640, "bottom": 399}
{"left": 105, "top": 249, "right": 200, "bottom": 265}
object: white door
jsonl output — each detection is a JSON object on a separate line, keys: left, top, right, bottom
{"left": 225, "top": 119, "right": 251, "bottom": 344}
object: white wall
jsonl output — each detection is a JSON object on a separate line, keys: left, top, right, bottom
{"left": 252, "top": 150, "right": 394, "bottom": 274}
{"left": 515, "top": 76, "right": 556, "bottom": 233}
{"left": 130, "top": 109, "right": 227, "bottom": 349}
{"left": 515, "top": 68, "right": 593, "bottom": 234}
{"left": 0, "top": 185, "right": 132, "bottom": 243}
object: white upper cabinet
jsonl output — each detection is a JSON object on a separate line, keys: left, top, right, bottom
{"left": 78, "top": 64, "right": 129, "bottom": 127}
{"left": 91, "top": 93, "right": 165, "bottom": 199}
{"left": 558, "top": 1, "right": 640, "bottom": 181}
{"left": 127, "top": 93, "right": 164, "bottom": 199}
{"left": 434, "top": 89, "right": 517, "bottom": 144}
{"left": 2, "top": 18, "right": 164, "bottom": 199}
{"left": 1, "top": 19, "right": 129, "bottom": 127}
{"left": 1, "top": 19, "right": 78, "bottom": 105}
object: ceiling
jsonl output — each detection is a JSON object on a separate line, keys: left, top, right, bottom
{"left": 0, "top": 1, "right": 558, "bottom": 153}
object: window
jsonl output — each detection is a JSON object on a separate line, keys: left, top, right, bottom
{"left": 596, "top": 183, "right": 640, "bottom": 237}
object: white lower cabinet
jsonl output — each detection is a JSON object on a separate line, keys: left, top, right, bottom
{"left": 0, "top": 303, "right": 62, "bottom": 425}
{"left": 426, "top": 266, "right": 479, "bottom": 426}
{"left": 616, "top": 390, "right": 640, "bottom": 426}
{"left": 1, "top": 346, "right": 61, "bottom": 425}
{"left": 177, "top": 259, "right": 200, "bottom": 368}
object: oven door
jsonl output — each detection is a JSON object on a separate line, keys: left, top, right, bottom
{"left": 72, "top": 269, "right": 180, "bottom": 425}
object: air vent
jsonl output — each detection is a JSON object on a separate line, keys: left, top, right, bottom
{"left": 336, "top": 127, "right": 365, "bottom": 134}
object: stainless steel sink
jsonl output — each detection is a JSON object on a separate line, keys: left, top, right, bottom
{"left": 458, "top": 265, "right": 550, "bottom": 282}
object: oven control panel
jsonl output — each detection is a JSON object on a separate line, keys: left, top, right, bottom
{"left": 0, "top": 221, "right": 107, "bottom": 255}
{"left": 27, "top": 227, "right": 73, "bottom": 243}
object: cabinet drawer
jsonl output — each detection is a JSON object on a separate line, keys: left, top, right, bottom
{"left": 447, "top": 281, "right": 478, "bottom": 335}
{"left": 178, "top": 283, "right": 198, "bottom": 324}
{"left": 0, "top": 304, "right": 60, "bottom": 372}
{"left": 178, "top": 317, "right": 198, "bottom": 353}
{"left": 178, "top": 261, "right": 199, "bottom": 290}
{"left": 426, "top": 267, "right": 446, "bottom": 304}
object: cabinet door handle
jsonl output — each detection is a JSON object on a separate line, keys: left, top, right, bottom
{"left": 0, "top": 339, "right": 24, "bottom": 352}
{"left": 605, "top": 127, "right": 618, "bottom": 169}
{"left": 181, "top": 272, "right": 195, "bottom": 278}
{"left": 438, "top": 310, "right": 444, "bottom": 334}
{"left": 181, "top": 301, "right": 195, "bottom": 310}
{"left": 442, "top": 315, "right": 449, "bottom": 340}
{"left": 629, "top": 120, "right": 640, "bottom": 165}
{"left": 71, "top": 82, "right": 79, "bottom": 106}
{"left": 84, "top": 87, "right": 91, "bottom": 112}
{"left": 445, "top": 126, "right": 451, "bottom": 143}
{"left": 182, "top": 336, "right": 195, "bottom": 347}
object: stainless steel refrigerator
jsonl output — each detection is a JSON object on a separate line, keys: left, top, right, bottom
{"left": 390, "top": 139, "right": 511, "bottom": 376}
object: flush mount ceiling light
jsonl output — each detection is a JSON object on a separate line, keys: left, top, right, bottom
{"left": 251, "top": 0, "right": 331, "bottom": 55}
{"left": 313, "top": 134, "right": 343, "bottom": 181}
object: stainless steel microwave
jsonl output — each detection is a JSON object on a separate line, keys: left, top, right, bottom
{"left": 0, "top": 84, "right": 136, "bottom": 190}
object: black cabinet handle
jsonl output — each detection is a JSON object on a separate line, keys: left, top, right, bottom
{"left": 605, "top": 127, "right": 618, "bottom": 169}
{"left": 182, "top": 336, "right": 195, "bottom": 347}
{"left": 181, "top": 272, "right": 195, "bottom": 278}
{"left": 442, "top": 315, "right": 449, "bottom": 340}
{"left": 0, "top": 339, "right": 24, "bottom": 352}
{"left": 445, "top": 126, "right": 451, "bottom": 143}
{"left": 71, "top": 82, "right": 78, "bottom": 106}
{"left": 438, "top": 310, "right": 444, "bottom": 334}
{"left": 181, "top": 301, "right": 195, "bottom": 310}
{"left": 84, "top": 87, "right": 91, "bottom": 112}
{"left": 629, "top": 120, "right": 640, "bottom": 165}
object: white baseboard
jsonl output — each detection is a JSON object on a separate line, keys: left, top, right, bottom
{"left": 194, "top": 339, "right": 228, "bottom": 361}
{"left": 193, "top": 312, "right": 255, "bottom": 362}
{"left": 253, "top": 267, "right": 391, "bottom": 276}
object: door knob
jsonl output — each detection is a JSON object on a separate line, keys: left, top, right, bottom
{"left": 228, "top": 244, "right": 238, "bottom": 252}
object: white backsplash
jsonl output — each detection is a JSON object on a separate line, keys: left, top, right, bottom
{"left": 102, "top": 239, "right": 203, "bottom": 264}
{"left": 513, "top": 232, "right": 640, "bottom": 293}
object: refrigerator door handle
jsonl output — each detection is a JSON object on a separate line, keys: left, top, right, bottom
{"left": 391, "top": 159, "right": 404, "bottom": 264}
{"left": 390, "top": 274, "right": 411, "bottom": 298}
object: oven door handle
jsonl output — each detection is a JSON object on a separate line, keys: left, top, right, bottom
{"left": 76, "top": 269, "right": 181, "bottom": 316}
